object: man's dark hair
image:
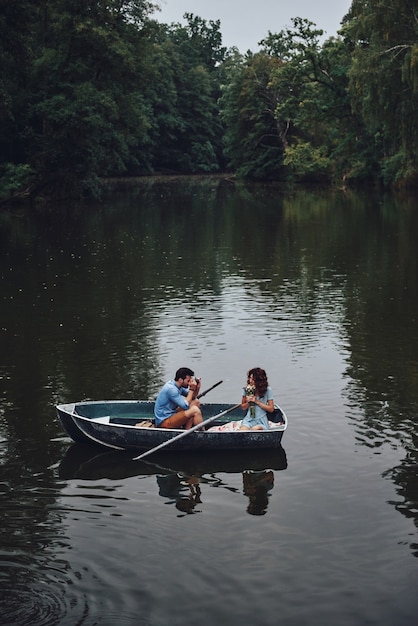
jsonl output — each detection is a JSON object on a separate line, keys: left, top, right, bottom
{"left": 175, "top": 367, "right": 194, "bottom": 381}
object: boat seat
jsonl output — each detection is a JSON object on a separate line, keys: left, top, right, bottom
{"left": 91, "top": 416, "right": 111, "bottom": 424}
{"left": 110, "top": 417, "right": 155, "bottom": 426}
{"left": 269, "top": 407, "right": 284, "bottom": 423}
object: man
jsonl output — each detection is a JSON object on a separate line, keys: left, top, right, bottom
{"left": 154, "top": 367, "right": 203, "bottom": 429}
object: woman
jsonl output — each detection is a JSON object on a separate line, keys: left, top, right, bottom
{"left": 240, "top": 367, "right": 274, "bottom": 430}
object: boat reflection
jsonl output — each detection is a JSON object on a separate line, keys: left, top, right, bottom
{"left": 59, "top": 443, "right": 287, "bottom": 479}
{"left": 59, "top": 443, "right": 287, "bottom": 516}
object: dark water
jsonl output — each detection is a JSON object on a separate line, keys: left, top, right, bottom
{"left": 0, "top": 178, "right": 417, "bottom": 625}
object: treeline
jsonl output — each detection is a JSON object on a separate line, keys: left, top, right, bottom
{"left": 0, "top": 0, "right": 417, "bottom": 203}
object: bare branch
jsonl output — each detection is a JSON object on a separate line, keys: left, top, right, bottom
{"left": 381, "top": 44, "right": 411, "bottom": 60}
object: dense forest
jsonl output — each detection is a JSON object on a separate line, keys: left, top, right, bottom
{"left": 0, "top": 0, "right": 417, "bottom": 203}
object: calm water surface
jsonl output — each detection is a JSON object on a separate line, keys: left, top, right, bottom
{"left": 0, "top": 179, "right": 417, "bottom": 625}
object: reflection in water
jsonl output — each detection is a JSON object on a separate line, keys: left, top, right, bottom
{"left": 242, "top": 470, "right": 275, "bottom": 516}
{"left": 156, "top": 469, "right": 277, "bottom": 517}
{"left": 58, "top": 442, "right": 287, "bottom": 516}
{"left": 384, "top": 452, "right": 418, "bottom": 558}
{"left": 58, "top": 443, "right": 288, "bottom": 481}
{"left": 157, "top": 474, "right": 202, "bottom": 515}
{"left": 157, "top": 469, "right": 275, "bottom": 516}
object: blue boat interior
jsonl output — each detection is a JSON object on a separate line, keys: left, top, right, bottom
{"left": 73, "top": 402, "right": 284, "bottom": 427}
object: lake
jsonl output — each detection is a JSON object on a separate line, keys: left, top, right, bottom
{"left": 0, "top": 178, "right": 417, "bottom": 625}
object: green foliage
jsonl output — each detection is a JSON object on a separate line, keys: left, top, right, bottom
{"left": 380, "top": 150, "right": 418, "bottom": 188}
{"left": 259, "top": 18, "right": 375, "bottom": 184}
{"left": 0, "top": 1, "right": 417, "bottom": 203}
{"left": 381, "top": 152, "right": 406, "bottom": 186}
{"left": 31, "top": 83, "right": 146, "bottom": 197}
{"left": 283, "top": 141, "right": 330, "bottom": 181}
{"left": 108, "top": 12, "right": 226, "bottom": 175}
{"left": 0, "top": 163, "right": 33, "bottom": 200}
{"left": 0, "top": 0, "right": 35, "bottom": 164}
{"left": 0, "top": 0, "right": 159, "bottom": 201}
{"left": 169, "top": 13, "right": 227, "bottom": 72}
{"left": 345, "top": 0, "right": 418, "bottom": 185}
{"left": 153, "top": 14, "right": 226, "bottom": 173}
{"left": 220, "top": 52, "right": 286, "bottom": 179}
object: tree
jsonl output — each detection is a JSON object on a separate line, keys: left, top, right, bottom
{"left": 23, "top": 0, "right": 157, "bottom": 199}
{"left": 259, "top": 17, "right": 374, "bottom": 183}
{"left": 152, "top": 13, "right": 226, "bottom": 173}
{"left": 0, "top": 0, "right": 36, "bottom": 198}
{"left": 169, "top": 12, "right": 227, "bottom": 72}
{"left": 220, "top": 52, "right": 286, "bottom": 179}
{"left": 344, "top": 0, "right": 418, "bottom": 186}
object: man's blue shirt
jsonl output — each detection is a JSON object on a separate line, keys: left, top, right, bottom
{"left": 154, "top": 380, "right": 189, "bottom": 425}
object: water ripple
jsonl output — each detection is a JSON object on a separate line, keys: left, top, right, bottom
{"left": 0, "top": 551, "right": 90, "bottom": 626}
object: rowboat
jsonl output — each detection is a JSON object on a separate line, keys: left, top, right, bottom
{"left": 56, "top": 400, "right": 287, "bottom": 453}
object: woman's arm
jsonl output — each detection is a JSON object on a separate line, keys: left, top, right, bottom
{"left": 241, "top": 395, "right": 250, "bottom": 410}
{"left": 255, "top": 398, "right": 274, "bottom": 413}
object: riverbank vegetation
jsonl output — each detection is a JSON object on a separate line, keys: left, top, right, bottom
{"left": 0, "top": 0, "right": 417, "bottom": 203}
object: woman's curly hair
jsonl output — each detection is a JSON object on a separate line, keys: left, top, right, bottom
{"left": 248, "top": 367, "right": 268, "bottom": 396}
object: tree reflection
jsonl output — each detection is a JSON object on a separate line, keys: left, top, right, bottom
{"left": 383, "top": 451, "right": 418, "bottom": 558}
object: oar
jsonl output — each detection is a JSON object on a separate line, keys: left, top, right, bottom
{"left": 133, "top": 403, "right": 241, "bottom": 461}
{"left": 197, "top": 379, "right": 223, "bottom": 399}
